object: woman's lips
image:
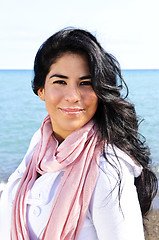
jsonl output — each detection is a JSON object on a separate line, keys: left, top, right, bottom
{"left": 59, "top": 107, "right": 85, "bottom": 116}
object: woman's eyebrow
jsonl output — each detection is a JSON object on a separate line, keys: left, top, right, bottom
{"left": 49, "top": 74, "right": 68, "bottom": 79}
{"left": 49, "top": 74, "right": 92, "bottom": 80}
{"left": 79, "top": 75, "right": 92, "bottom": 80}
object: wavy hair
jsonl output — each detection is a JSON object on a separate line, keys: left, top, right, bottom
{"left": 32, "top": 28, "right": 158, "bottom": 218}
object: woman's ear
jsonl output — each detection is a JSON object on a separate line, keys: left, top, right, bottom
{"left": 37, "top": 88, "right": 45, "bottom": 101}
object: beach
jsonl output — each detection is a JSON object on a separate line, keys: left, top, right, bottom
{"left": 145, "top": 210, "right": 159, "bottom": 240}
{"left": 144, "top": 193, "right": 159, "bottom": 240}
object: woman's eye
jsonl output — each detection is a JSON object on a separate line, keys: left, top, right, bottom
{"left": 53, "top": 80, "right": 66, "bottom": 85}
{"left": 80, "top": 81, "right": 92, "bottom": 86}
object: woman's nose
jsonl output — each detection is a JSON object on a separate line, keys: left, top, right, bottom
{"left": 64, "top": 85, "right": 80, "bottom": 103}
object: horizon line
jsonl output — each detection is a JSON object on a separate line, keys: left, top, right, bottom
{"left": 0, "top": 68, "right": 159, "bottom": 71}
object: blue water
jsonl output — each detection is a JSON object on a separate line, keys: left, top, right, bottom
{"left": 0, "top": 69, "right": 159, "bottom": 185}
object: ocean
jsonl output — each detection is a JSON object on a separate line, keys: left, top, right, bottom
{"left": 0, "top": 69, "right": 159, "bottom": 193}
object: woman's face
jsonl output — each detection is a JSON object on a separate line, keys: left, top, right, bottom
{"left": 38, "top": 52, "right": 98, "bottom": 142}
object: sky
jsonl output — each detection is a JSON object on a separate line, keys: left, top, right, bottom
{"left": 0, "top": 0, "right": 159, "bottom": 69}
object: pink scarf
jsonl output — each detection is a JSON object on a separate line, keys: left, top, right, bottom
{"left": 11, "top": 115, "right": 102, "bottom": 240}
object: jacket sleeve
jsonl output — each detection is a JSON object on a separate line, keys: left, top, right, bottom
{"left": 0, "top": 128, "right": 41, "bottom": 240}
{"left": 89, "top": 145, "right": 145, "bottom": 240}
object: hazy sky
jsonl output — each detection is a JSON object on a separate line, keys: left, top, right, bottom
{"left": 0, "top": 0, "right": 159, "bottom": 69}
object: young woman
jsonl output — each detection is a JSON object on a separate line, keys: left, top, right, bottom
{"left": 0, "top": 28, "right": 158, "bottom": 240}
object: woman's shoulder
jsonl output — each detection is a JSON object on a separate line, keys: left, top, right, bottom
{"left": 89, "top": 143, "right": 143, "bottom": 211}
{"left": 89, "top": 144, "right": 145, "bottom": 240}
{"left": 99, "top": 144, "right": 142, "bottom": 179}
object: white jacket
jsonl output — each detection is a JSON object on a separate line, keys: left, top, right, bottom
{"left": 0, "top": 129, "right": 145, "bottom": 240}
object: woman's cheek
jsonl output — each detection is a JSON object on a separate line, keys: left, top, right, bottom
{"left": 84, "top": 91, "right": 98, "bottom": 106}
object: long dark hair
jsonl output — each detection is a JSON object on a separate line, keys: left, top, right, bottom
{"left": 32, "top": 28, "right": 158, "bottom": 218}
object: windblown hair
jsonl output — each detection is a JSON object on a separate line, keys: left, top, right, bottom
{"left": 32, "top": 28, "right": 158, "bottom": 218}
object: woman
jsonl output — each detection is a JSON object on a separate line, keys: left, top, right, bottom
{"left": 0, "top": 28, "right": 158, "bottom": 240}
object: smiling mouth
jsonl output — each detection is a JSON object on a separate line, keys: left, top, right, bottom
{"left": 59, "top": 108, "right": 85, "bottom": 115}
